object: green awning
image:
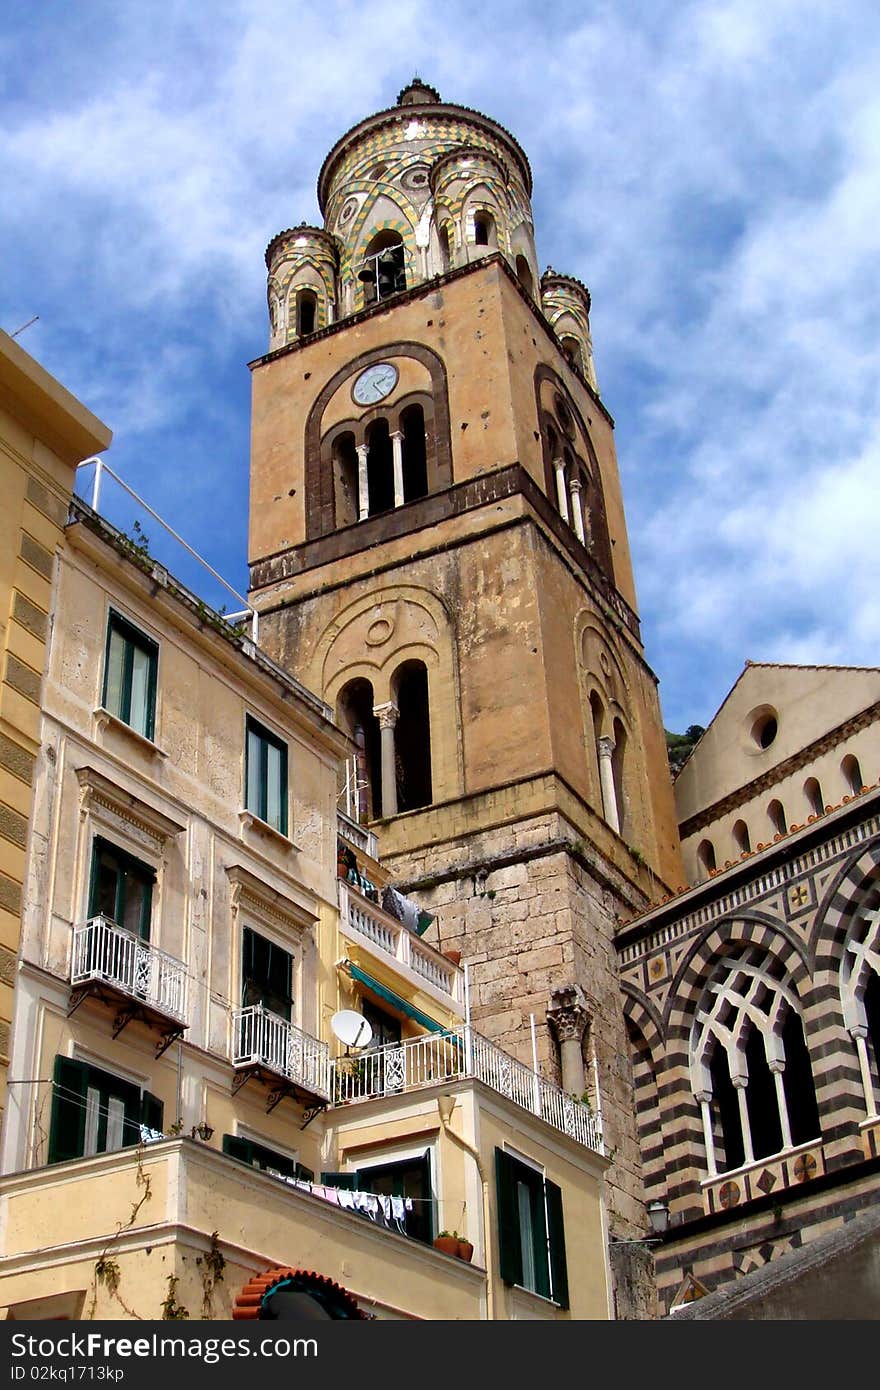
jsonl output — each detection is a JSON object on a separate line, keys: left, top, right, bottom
{"left": 345, "top": 962, "right": 448, "bottom": 1035}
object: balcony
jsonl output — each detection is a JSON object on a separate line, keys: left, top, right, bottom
{"left": 232, "top": 1003, "right": 331, "bottom": 1106}
{"left": 339, "top": 881, "right": 464, "bottom": 1013}
{"left": 331, "top": 1027, "right": 604, "bottom": 1154}
{"left": 70, "top": 916, "right": 187, "bottom": 1053}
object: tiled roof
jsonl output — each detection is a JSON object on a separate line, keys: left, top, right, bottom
{"left": 232, "top": 1266, "right": 370, "bottom": 1320}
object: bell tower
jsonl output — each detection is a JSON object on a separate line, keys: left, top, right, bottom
{"left": 247, "top": 80, "right": 682, "bottom": 1252}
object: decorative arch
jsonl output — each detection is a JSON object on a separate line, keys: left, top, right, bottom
{"left": 664, "top": 913, "right": 813, "bottom": 1039}
{"left": 533, "top": 365, "right": 613, "bottom": 575}
{"left": 577, "top": 617, "right": 632, "bottom": 829}
{"left": 312, "top": 585, "right": 463, "bottom": 812}
{"left": 304, "top": 342, "right": 453, "bottom": 539}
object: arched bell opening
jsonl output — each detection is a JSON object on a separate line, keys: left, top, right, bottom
{"left": 336, "top": 679, "right": 381, "bottom": 823}
{"left": 359, "top": 230, "right": 407, "bottom": 306}
{"left": 392, "top": 660, "right": 432, "bottom": 813}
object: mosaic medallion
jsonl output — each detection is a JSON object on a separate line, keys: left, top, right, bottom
{"left": 793, "top": 1152, "right": 817, "bottom": 1182}
{"left": 718, "top": 1180, "right": 741, "bottom": 1208}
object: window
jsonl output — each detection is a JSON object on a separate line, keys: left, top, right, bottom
{"left": 842, "top": 753, "right": 864, "bottom": 796}
{"left": 473, "top": 211, "right": 494, "bottom": 247}
{"left": 48, "top": 1055, "right": 162, "bottom": 1164}
{"left": 102, "top": 611, "right": 157, "bottom": 740}
{"left": 90, "top": 837, "right": 154, "bottom": 939}
{"left": 222, "top": 1134, "right": 312, "bottom": 1182}
{"left": 495, "top": 1149, "right": 568, "bottom": 1307}
{"left": 767, "top": 799, "right": 787, "bottom": 836}
{"left": 241, "top": 927, "right": 293, "bottom": 1020}
{"left": 692, "top": 948, "right": 820, "bottom": 1175}
{"left": 697, "top": 838, "right": 717, "bottom": 877}
{"left": 245, "top": 716, "right": 288, "bottom": 834}
{"left": 732, "top": 819, "right": 751, "bottom": 855}
{"left": 296, "top": 290, "right": 317, "bottom": 337}
{"left": 804, "top": 777, "right": 824, "bottom": 817}
{"left": 321, "top": 1152, "right": 433, "bottom": 1244}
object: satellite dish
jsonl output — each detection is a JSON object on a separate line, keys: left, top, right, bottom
{"left": 331, "top": 1010, "right": 373, "bottom": 1051}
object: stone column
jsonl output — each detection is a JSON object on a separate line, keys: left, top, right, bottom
{"left": 390, "top": 430, "right": 405, "bottom": 509}
{"left": 553, "top": 459, "right": 569, "bottom": 522}
{"left": 356, "top": 443, "right": 369, "bottom": 521}
{"left": 597, "top": 735, "right": 620, "bottom": 834}
{"left": 569, "top": 475, "right": 586, "bottom": 544}
{"left": 374, "top": 701, "right": 399, "bottom": 818}
{"left": 732, "top": 1075, "right": 754, "bottom": 1165}
{"left": 547, "top": 983, "right": 589, "bottom": 1096}
{"left": 695, "top": 1091, "right": 717, "bottom": 1177}
{"left": 769, "top": 1061, "right": 793, "bottom": 1150}
{"left": 851, "top": 1026, "right": 877, "bottom": 1117}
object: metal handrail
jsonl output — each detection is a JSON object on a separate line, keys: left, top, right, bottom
{"left": 71, "top": 915, "right": 187, "bottom": 1024}
{"left": 330, "top": 1026, "right": 603, "bottom": 1154}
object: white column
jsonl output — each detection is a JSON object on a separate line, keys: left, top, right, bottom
{"left": 374, "top": 701, "right": 399, "bottom": 818}
{"left": 769, "top": 1061, "right": 793, "bottom": 1150}
{"left": 390, "top": 429, "right": 405, "bottom": 508}
{"left": 569, "top": 475, "right": 586, "bottom": 544}
{"left": 851, "top": 1026, "right": 878, "bottom": 1117}
{"left": 733, "top": 1075, "right": 754, "bottom": 1164}
{"left": 553, "top": 458, "right": 569, "bottom": 522}
{"left": 597, "top": 735, "right": 619, "bottom": 834}
{"left": 356, "top": 443, "right": 369, "bottom": 520}
{"left": 696, "top": 1091, "right": 717, "bottom": 1177}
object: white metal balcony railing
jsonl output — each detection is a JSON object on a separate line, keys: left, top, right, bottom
{"left": 233, "top": 1004, "right": 331, "bottom": 1101}
{"left": 339, "top": 882, "right": 464, "bottom": 1005}
{"left": 71, "top": 915, "right": 187, "bottom": 1024}
{"left": 330, "top": 1027, "right": 604, "bottom": 1154}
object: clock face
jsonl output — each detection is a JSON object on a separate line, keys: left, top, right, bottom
{"left": 352, "top": 362, "right": 399, "bottom": 406}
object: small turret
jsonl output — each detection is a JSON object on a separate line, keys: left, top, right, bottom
{"left": 540, "top": 269, "right": 597, "bottom": 389}
{"left": 265, "top": 225, "right": 338, "bottom": 350}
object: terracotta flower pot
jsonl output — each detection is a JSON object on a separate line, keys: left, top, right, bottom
{"left": 457, "top": 1239, "right": 474, "bottom": 1262}
{"left": 433, "top": 1235, "right": 459, "bottom": 1257}
{"left": 444, "top": 950, "right": 462, "bottom": 966}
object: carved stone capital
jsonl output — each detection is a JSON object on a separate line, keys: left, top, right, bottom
{"left": 597, "top": 734, "right": 615, "bottom": 760}
{"left": 547, "top": 983, "right": 590, "bottom": 1044}
{"left": 374, "top": 701, "right": 399, "bottom": 730}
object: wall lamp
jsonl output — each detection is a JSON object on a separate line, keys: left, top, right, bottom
{"left": 191, "top": 1121, "right": 214, "bottom": 1142}
{"left": 610, "top": 1201, "right": 670, "bottom": 1245}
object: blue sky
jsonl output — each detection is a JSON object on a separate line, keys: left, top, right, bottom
{"left": 3, "top": 0, "right": 879, "bottom": 731}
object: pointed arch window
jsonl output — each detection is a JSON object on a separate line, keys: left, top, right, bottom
{"left": 691, "top": 949, "right": 820, "bottom": 1175}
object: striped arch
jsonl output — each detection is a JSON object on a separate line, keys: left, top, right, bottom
{"left": 810, "top": 837, "right": 880, "bottom": 1127}
{"left": 622, "top": 986, "right": 668, "bottom": 1201}
{"left": 664, "top": 912, "right": 812, "bottom": 1044}
{"left": 809, "top": 835, "right": 880, "bottom": 967}
{"left": 622, "top": 983, "right": 665, "bottom": 1054}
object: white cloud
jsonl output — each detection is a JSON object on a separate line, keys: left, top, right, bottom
{"left": 1, "top": 0, "right": 877, "bottom": 731}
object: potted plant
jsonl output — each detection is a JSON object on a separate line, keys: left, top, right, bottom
{"left": 457, "top": 1234, "right": 474, "bottom": 1262}
{"left": 433, "top": 1231, "right": 459, "bottom": 1257}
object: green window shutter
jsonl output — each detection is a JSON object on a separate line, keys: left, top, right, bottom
{"left": 139, "top": 1091, "right": 164, "bottom": 1135}
{"left": 320, "top": 1171, "right": 359, "bottom": 1190}
{"left": 529, "top": 1169, "right": 551, "bottom": 1299}
{"left": 48, "top": 1056, "right": 89, "bottom": 1164}
{"left": 545, "top": 1179, "right": 569, "bottom": 1309}
{"left": 222, "top": 1134, "right": 254, "bottom": 1165}
{"left": 495, "top": 1148, "right": 523, "bottom": 1287}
